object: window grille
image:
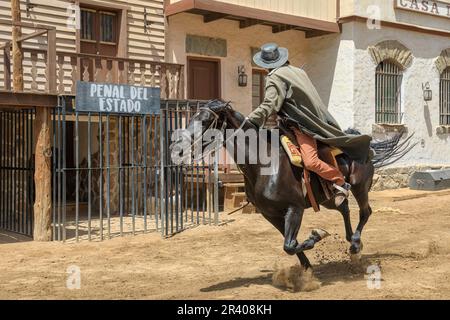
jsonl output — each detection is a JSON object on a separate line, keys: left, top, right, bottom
{"left": 375, "top": 60, "right": 403, "bottom": 124}
{"left": 440, "top": 67, "right": 450, "bottom": 125}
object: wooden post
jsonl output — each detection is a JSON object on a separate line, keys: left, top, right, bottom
{"left": 3, "top": 43, "right": 11, "bottom": 90}
{"left": 11, "top": 0, "right": 23, "bottom": 92}
{"left": 46, "top": 29, "right": 57, "bottom": 94}
{"left": 33, "top": 107, "right": 52, "bottom": 241}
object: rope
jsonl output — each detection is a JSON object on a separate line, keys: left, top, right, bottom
{"left": 227, "top": 201, "right": 250, "bottom": 216}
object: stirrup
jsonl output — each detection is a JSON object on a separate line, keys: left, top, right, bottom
{"left": 333, "top": 183, "right": 350, "bottom": 197}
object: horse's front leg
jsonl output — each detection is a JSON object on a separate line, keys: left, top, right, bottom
{"left": 283, "top": 207, "right": 327, "bottom": 255}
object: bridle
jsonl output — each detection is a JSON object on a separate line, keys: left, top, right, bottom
{"left": 190, "top": 105, "right": 248, "bottom": 161}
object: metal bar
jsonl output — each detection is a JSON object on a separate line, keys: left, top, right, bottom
{"left": 99, "top": 113, "right": 104, "bottom": 241}
{"left": 75, "top": 113, "right": 80, "bottom": 242}
{"left": 20, "top": 110, "right": 24, "bottom": 233}
{"left": 12, "top": 111, "right": 17, "bottom": 233}
{"left": 0, "top": 112, "right": 4, "bottom": 230}
{"left": 142, "top": 115, "right": 148, "bottom": 232}
{"left": 87, "top": 112, "right": 92, "bottom": 241}
{"left": 106, "top": 114, "right": 111, "bottom": 239}
{"left": 159, "top": 102, "right": 166, "bottom": 237}
{"left": 131, "top": 116, "right": 136, "bottom": 235}
{"left": 119, "top": 115, "right": 124, "bottom": 236}
{"left": 62, "top": 98, "right": 67, "bottom": 242}
{"left": 214, "top": 149, "right": 219, "bottom": 225}
{"left": 52, "top": 108, "right": 57, "bottom": 240}
{"left": 57, "top": 106, "right": 62, "bottom": 241}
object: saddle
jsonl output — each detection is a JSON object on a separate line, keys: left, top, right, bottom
{"left": 277, "top": 118, "right": 344, "bottom": 212}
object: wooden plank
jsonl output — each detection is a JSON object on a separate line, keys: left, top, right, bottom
{"left": 0, "top": 18, "right": 56, "bottom": 30}
{"left": 203, "top": 12, "right": 228, "bottom": 23}
{"left": 17, "top": 30, "right": 48, "bottom": 43}
{"left": 0, "top": 91, "right": 58, "bottom": 107}
{"left": 239, "top": 19, "right": 260, "bottom": 29}
{"left": 33, "top": 106, "right": 52, "bottom": 241}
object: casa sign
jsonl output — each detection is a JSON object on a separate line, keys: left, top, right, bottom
{"left": 395, "top": 0, "right": 450, "bottom": 18}
{"left": 75, "top": 81, "right": 161, "bottom": 114}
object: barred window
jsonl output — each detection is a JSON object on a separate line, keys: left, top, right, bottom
{"left": 440, "top": 67, "right": 450, "bottom": 125}
{"left": 375, "top": 60, "right": 403, "bottom": 124}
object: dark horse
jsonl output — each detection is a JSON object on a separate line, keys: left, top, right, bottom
{"left": 180, "top": 100, "right": 413, "bottom": 270}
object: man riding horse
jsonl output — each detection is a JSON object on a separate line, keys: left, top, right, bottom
{"left": 248, "top": 43, "right": 373, "bottom": 207}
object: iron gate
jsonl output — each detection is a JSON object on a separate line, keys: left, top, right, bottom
{"left": 52, "top": 99, "right": 220, "bottom": 241}
{"left": 0, "top": 109, "right": 35, "bottom": 237}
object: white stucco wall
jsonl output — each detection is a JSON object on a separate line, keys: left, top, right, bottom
{"left": 283, "top": 20, "right": 450, "bottom": 168}
{"left": 351, "top": 21, "right": 450, "bottom": 167}
{"left": 305, "top": 24, "right": 356, "bottom": 130}
{"left": 165, "top": 13, "right": 308, "bottom": 115}
{"left": 166, "top": 12, "right": 450, "bottom": 168}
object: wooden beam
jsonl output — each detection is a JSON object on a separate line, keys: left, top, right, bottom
{"left": 17, "top": 30, "right": 48, "bottom": 43}
{"left": 0, "top": 19, "right": 56, "bottom": 30}
{"left": 239, "top": 19, "right": 260, "bottom": 29}
{"left": 165, "top": 0, "right": 340, "bottom": 33}
{"left": 272, "top": 25, "right": 293, "bottom": 34}
{"left": 203, "top": 12, "right": 228, "bottom": 23}
{"left": 305, "top": 30, "right": 333, "bottom": 38}
{"left": 0, "top": 91, "right": 58, "bottom": 107}
{"left": 33, "top": 106, "right": 52, "bottom": 241}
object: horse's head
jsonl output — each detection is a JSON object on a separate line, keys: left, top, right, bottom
{"left": 170, "top": 100, "right": 232, "bottom": 161}
{"left": 187, "top": 99, "right": 230, "bottom": 134}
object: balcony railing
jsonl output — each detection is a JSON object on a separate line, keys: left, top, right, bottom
{"left": 1, "top": 48, "right": 185, "bottom": 99}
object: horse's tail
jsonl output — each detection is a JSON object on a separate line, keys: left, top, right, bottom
{"left": 370, "top": 132, "right": 417, "bottom": 168}
{"left": 344, "top": 128, "right": 417, "bottom": 169}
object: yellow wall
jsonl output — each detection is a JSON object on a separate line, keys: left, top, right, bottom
{"left": 169, "top": 0, "right": 338, "bottom": 22}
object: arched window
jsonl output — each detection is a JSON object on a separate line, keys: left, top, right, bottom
{"left": 440, "top": 67, "right": 450, "bottom": 125}
{"left": 375, "top": 60, "right": 403, "bottom": 124}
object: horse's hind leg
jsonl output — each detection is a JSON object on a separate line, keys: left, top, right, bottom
{"left": 339, "top": 200, "right": 354, "bottom": 243}
{"left": 350, "top": 186, "right": 372, "bottom": 255}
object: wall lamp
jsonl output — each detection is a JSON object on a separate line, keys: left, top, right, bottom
{"left": 238, "top": 65, "right": 248, "bottom": 87}
{"left": 422, "top": 82, "right": 432, "bottom": 102}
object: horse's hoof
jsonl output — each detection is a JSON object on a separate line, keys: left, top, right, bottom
{"left": 312, "top": 228, "right": 330, "bottom": 241}
{"left": 350, "top": 252, "right": 362, "bottom": 264}
{"left": 349, "top": 240, "right": 363, "bottom": 255}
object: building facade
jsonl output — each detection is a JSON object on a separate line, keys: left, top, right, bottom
{"left": 164, "top": 0, "right": 450, "bottom": 185}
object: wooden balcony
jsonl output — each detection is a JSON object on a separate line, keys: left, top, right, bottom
{"left": 1, "top": 48, "right": 185, "bottom": 100}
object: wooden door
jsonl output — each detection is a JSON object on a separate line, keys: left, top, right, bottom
{"left": 188, "top": 58, "right": 220, "bottom": 100}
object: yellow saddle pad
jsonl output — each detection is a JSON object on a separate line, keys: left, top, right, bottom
{"left": 280, "top": 135, "right": 343, "bottom": 168}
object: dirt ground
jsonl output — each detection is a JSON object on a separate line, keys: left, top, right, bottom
{"left": 1, "top": 188, "right": 450, "bottom": 300}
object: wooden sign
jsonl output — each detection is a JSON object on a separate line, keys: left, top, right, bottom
{"left": 395, "top": 0, "right": 450, "bottom": 19}
{"left": 75, "top": 81, "right": 161, "bottom": 114}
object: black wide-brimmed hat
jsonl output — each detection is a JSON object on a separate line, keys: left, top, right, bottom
{"left": 253, "top": 43, "right": 289, "bottom": 69}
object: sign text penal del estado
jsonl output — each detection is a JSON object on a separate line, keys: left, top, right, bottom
{"left": 75, "top": 81, "right": 161, "bottom": 114}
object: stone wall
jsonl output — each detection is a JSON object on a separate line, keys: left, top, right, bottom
{"left": 372, "top": 165, "right": 450, "bottom": 191}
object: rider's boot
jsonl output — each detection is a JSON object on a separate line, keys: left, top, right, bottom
{"left": 333, "top": 182, "right": 351, "bottom": 207}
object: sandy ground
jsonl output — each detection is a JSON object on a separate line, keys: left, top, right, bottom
{"left": 1, "top": 188, "right": 450, "bottom": 300}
